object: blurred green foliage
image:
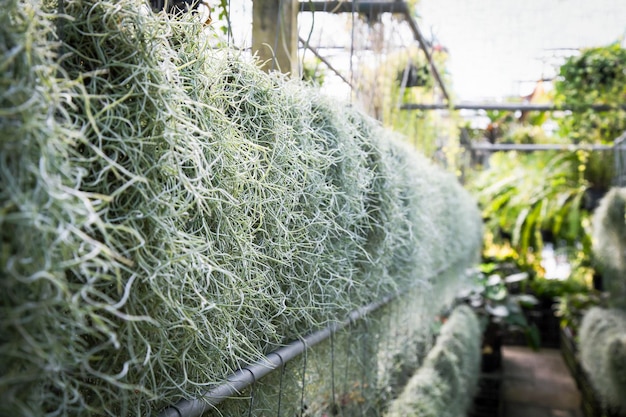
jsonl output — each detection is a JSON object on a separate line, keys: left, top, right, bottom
{"left": 473, "top": 150, "right": 589, "bottom": 263}
{"left": 471, "top": 43, "right": 626, "bottom": 277}
{"left": 554, "top": 43, "right": 626, "bottom": 152}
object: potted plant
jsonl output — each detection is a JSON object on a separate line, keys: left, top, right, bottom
{"left": 458, "top": 269, "right": 540, "bottom": 372}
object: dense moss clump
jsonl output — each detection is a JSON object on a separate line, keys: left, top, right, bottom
{"left": 579, "top": 307, "right": 626, "bottom": 413}
{"left": 384, "top": 305, "right": 483, "bottom": 417}
{"left": 592, "top": 187, "right": 626, "bottom": 309}
{"left": 0, "top": 0, "right": 483, "bottom": 415}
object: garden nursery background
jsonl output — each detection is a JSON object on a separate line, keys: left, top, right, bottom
{"left": 1, "top": 1, "right": 625, "bottom": 417}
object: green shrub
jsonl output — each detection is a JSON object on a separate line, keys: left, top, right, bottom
{"left": 0, "top": 1, "right": 483, "bottom": 415}
{"left": 384, "top": 305, "right": 482, "bottom": 417}
{"left": 592, "top": 187, "right": 626, "bottom": 309}
{"left": 579, "top": 307, "right": 626, "bottom": 413}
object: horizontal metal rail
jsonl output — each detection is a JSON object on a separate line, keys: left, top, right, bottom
{"left": 469, "top": 131, "right": 626, "bottom": 152}
{"left": 155, "top": 265, "right": 451, "bottom": 417}
{"left": 299, "top": 1, "right": 405, "bottom": 14}
{"left": 469, "top": 143, "right": 615, "bottom": 152}
{"left": 613, "top": 130, "right": 626, "bottom": 147}
{"left": 401, "top": 102, "right": 626, "bottom": 112}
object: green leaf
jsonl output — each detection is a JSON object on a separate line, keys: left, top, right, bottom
{"left": 505, "top": 312, "right": 528, "bottom": 327}
{"left": 525, "top": 324, "right": 542, "bottom": 351}
{"left": 485, "top": 284, "right": 508, "bottom": 301}
{"left": 522, "top": 202, "right": 542, "bottom": 252}
{"left": 566, "top": 190, "right": 586, "bottom": 240}
{"left": 504, "top": 272, "right": 529, "bottom": 284}
{"left": 512, "top": 294, "right": 540, "bottom": 307}
{"left": 512, "top": 207, "right": 530, "bottom": 248}
{"left": 486, "top": 304, "right": 509, "bottom": 317}
{"left": 486, "top": 274, "right": 502, "bottom": 286}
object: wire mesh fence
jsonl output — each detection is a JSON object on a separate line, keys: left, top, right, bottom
{"left": 159, "top": 264, "right": 471, "bottom": 417}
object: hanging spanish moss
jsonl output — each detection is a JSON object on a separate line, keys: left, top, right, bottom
{"left": 0, "top": 0, "right": 483, "bottom": 415}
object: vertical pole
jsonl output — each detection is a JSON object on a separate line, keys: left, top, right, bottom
{"left": 252, "top": 0, "right": 299, "bottom": 77}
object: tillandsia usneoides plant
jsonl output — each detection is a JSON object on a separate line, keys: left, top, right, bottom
{"left": 592, "top": 187, "right": 626, "bottom": 309}
{"left": 1, "top": 0, "right": 484, "bottom": 416}
{"left": 384, "top": 305, "right": 482, "bottom": 417}
{"left": 579, "top": 307, "right": 626, "bottom": 413}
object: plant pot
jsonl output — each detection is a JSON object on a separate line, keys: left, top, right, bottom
{"left": 470, "top": 372, "right": 503, "bottom": 417}
{"left": 482, "top": 323, "right": 503, "bottom": 373}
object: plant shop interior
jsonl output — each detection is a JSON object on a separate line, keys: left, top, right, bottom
{"left": 1, "top": 1, "right": 626, "bottom": 417}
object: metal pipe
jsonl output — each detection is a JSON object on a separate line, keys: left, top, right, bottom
{"left": 156, "top": 338, "right": 318, "bottom": 417}
{"left": 401, "top": 102, "right": 626, "bottom": 112}
{"left": 155, "top": 266, "right": 447, "bottom": 417}
{"left": 396, "top": 4, "right": 450, "bottom": 102}
{"left": 299, "top": 1, "right": 404, "bottom": 14}
{"left": 469, "top": 131, "right": 626, "bottom": 152}
{"left": 298, "top": 36, "right": 353, "bottom": 88}
{"left": 469, "top": 143, "right": 615, "bottom": 152}
{"left": 612, "top": 130, "right": 626, "bottom": 147}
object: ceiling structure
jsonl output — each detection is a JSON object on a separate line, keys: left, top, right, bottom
{"left": 416, "top": 0, "right": 626, "bottom": 101}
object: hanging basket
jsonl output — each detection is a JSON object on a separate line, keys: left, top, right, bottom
{"left": 398, "top": 64, "right": 430, "bottom": 88}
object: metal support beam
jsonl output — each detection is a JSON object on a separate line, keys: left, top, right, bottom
{"left": 298, "top": 1, "right": 450, "bottom": 102}
{"left": 401, "top": 102, "right": 626, "bottom": 112}
{"left": 299, "top": 0, "right": 404, "bottom": 14}
{"left": 397, "top": 3, "right": 450, "bottom": 102}
{"left": 468, "top": 143, "right": 615, "bottom": 152}
{"left": 299, "top": 36, "right": 353, "bottom": 88}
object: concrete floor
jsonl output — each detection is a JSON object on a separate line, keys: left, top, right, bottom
{"left": 502, "top": 346, "right": 583, "bottom": 417}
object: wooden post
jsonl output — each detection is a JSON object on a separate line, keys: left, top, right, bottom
{"left": 252, "top": 0, "right": 299, "bottom": 77}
